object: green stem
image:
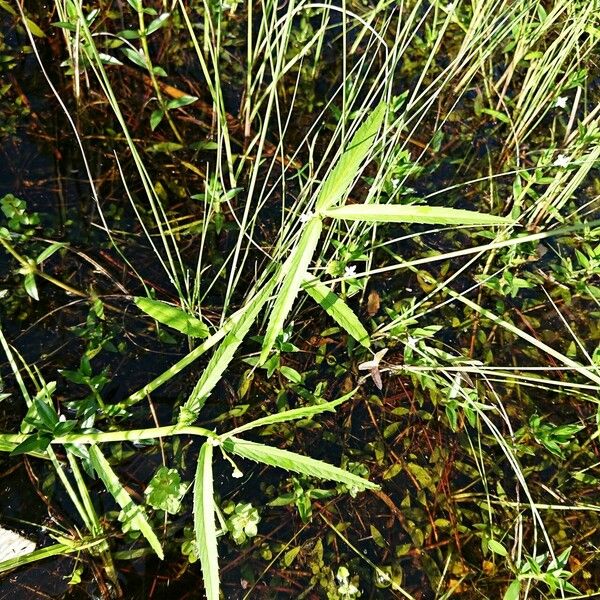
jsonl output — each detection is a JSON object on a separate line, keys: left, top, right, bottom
{"left": 0, "top": 424, "right": 217, "bottom": 448}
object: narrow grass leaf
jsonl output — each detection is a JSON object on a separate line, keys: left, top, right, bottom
{"left": 259, "top": 217, "right": 322, "bottom": 365}
{"left": 302, "top": 277, "right": 370, "bottom": 347}
{"left": 88, "top": 445, "right": 164, "bottom": 559}
{"left": 134, "top": 297, "right": 209, "bottom": 338}
{"left": 222, "top": 437, "right": 379, "bottom": 490}
{"left": 193, "top": 442, "right": 219, "bottom": 600}
{"left": 178, "top": 278, "right": 277, "bottom": 424}
{"left": 324, "top": 204, "right": 513, "bottom": 225}
{"left": 0, "top": 538, "right": 104, "bottom": 573}
{"left": 225, "top": 389, "right": 357, "bottom": 437}
{"left": 316, "top": 102, "right": 386, "bottom": 211}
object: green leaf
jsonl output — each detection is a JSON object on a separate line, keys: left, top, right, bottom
{"left": 150, "top": 109, "right": 164, "bottom": 131}
{"left": 279, "top": 366, "right": 302, "bottom": 383}
{"left": 283, "top": 546, "right": 301, "bottom": 567}
{"left": 503, "top": 579, "right": 520, "bottom": 600}
{"left": 25, "top": 17, "right": 46, "bottom": 37}
{"left": 134, "top": 297, "right": 209, "bottom": 338}
{"left": 23, "top": 272, "right": 38, "bottom": 301}
{"left": 166, "top": 95, "right": 198, "bottom": 110}
{"left": 259, "top": 217, "right": 322, "bottom": 364}
{"left": 488, "top": 539, "right": 508, "bottom": 557}
{"left": 178, "top": 278, "right": 277, "bottom": 424}
{"left": 222, "top": 437, "right": 379, "bottom": 491}
{"left": 10, "top": 434, "right": 51, "bottom": 456}
{"left": 52, "top": 21, "right": 77, "bottom": 32}
{"left": 193, "top": 443, "right": 219, "bottom": 600}
{"left": 147, "top": 142, "right": 184, "bottom": 153}
{"left": 145, "top": 467, "right": 186, "bottom": 515}
{"left": 121, "top": 47, "right": 147, "bottom": 69}
{"left": 370, "top": 524, "right": 387, "bottom": 548}
{"left": 406, "top": 463, "right": 433, "bottom": 488}
{"left": 88, "top": 446, "right": 164, "bottom": 559}
{"left": 323, "top": 204, "right": 513, "bottom": 226}
{"left": 480, "top": 107, "right": 511, "bottom": 124}
{"left": 145, "top": 12, "right": 170, "bottom": 35}
{"left": 226, "top": 389, "right": 357, "bottom": 437}
{"left": 316, "top": 102, "right": 386, "bottom": 211}
{"left": 33, "top": 398, "right": 59, "bottom": 431}
{"left": 302, "top": 277, "right": 370, "bottom": 347}
{"left": 36, "top": 242, "right": 66, "bottom": 264}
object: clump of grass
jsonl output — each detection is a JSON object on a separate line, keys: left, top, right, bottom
{"left": 0, "top": 0, "right": 599, "bottom": 597}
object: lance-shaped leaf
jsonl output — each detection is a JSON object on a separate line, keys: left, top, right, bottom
{"left": 225, "top": 389, "right": 357, "bottom": 437}
{"left": 316, "top": 102, "right": 386, "bottom": 211}
{"left": 88, "top": 445, "right": 163, "bottom": 559}
{"left": 178, "top": 277, "right": 277, "bottom": 424}
{"left": 302, "top": 277, "right": 370, "bottom": 347}
{"left": 135, "top": 297, "right": 209, "bottom": 338}
{"left": 193, "top": 442, "right": 219, "bottom": 600}
{"left": 323, "top": 204, "right": 513, "bottom": 226}
{"left": 259, "top": 217, "right": 323, "bottom": 365}
{"left": 222, "top": 437, "right": 379, "bottom": 491}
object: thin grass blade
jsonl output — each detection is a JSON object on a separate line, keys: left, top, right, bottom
{"left": 88, "top": 445, "right": 164, "bottom": 559}
{"left": 193, "top": 442, "right": 219, "bottom": 600}
{"left": 302, "top": 277, "right": 370, "bottom": 347}
{"left": 259, "top": 217, "right": 323, "bottom": 365}
{"left": 316, "top": 103, "right": 386, "bottom": 211}
{"left": 223, "top": 437, "right": 379, "bottom": 490}
{"left": 134, "top": 297, "right": 209, "bottom": 338}
{"left": 178, "top": 277, "right": 277, "bottom": 424}
{"left": 324, "top": 204, "right": 513, "bottom": 225}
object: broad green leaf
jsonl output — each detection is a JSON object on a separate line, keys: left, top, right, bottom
{"left": 33, "top": 398, "right": 59, "bottom": 431}
{"left": 178, "top": 278, "right": 277, "bottom": 424}
{"left": 150, "top": 109, "right": 164, "bottom": 131}
{"left": 88, "top": 446, "right": 164, "bottom": 559}
{"left": 0, "top": 1, "right": 17, "bottom": 16}
{"left": 488, "top": 539, "right": 508, "bottom": 557}
{"left": 302, "top": 277, "right": 370, "bottom": 347}
{"left": 23, "top": 273, "right": 38, "bottom": 301}
{"left": 134, "top": 297, "right": 209, "bottom": 339}
{"left": 323, "top": 204, "right": 513, "bottom": 226}
{"left": 225, "top": 389, "right": 357, "bottom": 437}
{"left": 316, "top": 103, "right": 386, "bottom": 211}
{"left": 121, "top": 47, "right": 147, "bottom": 69}
{"left": 406, "top": 463, "right": 433, "bottom": 488}
{"left": 145, "top": 12, "right": 170, "bottom": 35}
{"left": 10, "top": 433, "right": 51, "bottom": 456}
{"left": 259, "top": 217, "right": 322, "bottom": 365}
{"left": 222, "top": 437, "right": 379, "bottom": 491}
{"left": 25, "top": 17, "right": 45, "bottom": 37}
{"left": 503, "top": 579, "right": 520, "bottom": 600}
{"left": 193, "top": 442, "right": 219, "bottom": 600}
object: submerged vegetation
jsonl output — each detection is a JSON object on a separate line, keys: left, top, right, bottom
{"left": 1, "top": 0, "right": 600, "bottom": 597}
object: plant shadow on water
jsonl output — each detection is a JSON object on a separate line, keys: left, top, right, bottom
{"left": 1, "top": 1, "right": 600, "bottom": 599}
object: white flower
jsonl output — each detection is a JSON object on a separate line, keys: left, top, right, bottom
{"left": 344, "top": 265, "right": 357, "bottom": 278}
{"left": 391, "top": 177, "right": 400, "bottom": 188}
{"left": 299, "top": 210, "right": 314, "bottom": 224}
{"left": 554, "top": 96, "right": 568, "bottom": 109}
{"left": 232, "top": 466, "right": 244, "bottom": 478}
{"left": 554, "top": 153, "right": 570, "bottom": 168}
